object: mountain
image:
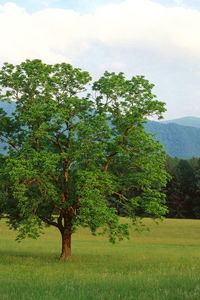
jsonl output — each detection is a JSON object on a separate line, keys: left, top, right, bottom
{"left": 0, "top": 100, "right": 200, "bottom": 159}
{"left": 145, "top": 121, "right": 200, "bottom": 159}
{"left": 0, "top": 101, "right": 16, "bottom": 153}
{"left": 163, "top": 116, "right": 200, "bottom": 128}
{"left": 0, "top": 101, "right": 15, "bottom": 115}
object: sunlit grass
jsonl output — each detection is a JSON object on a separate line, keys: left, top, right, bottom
{"left": 1, "top": 218, "right": 200, "bottom": 299}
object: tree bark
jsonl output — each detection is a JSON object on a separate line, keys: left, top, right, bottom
{"left": 60, "top": 229, "right": 72, "bottom": 260}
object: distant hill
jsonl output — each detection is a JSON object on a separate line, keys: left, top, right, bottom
{"left": 163, "top": 116, "right": 200, "bottom": 128}
{"left": 145, "top": 121, "right": 200, "bottom": 159}
{"left": 1, "top": 100, "right": 200, "bottom": 159}
{"left": 0, "top": 101, "right": 15, "bottom": 153}
{"left": 0, "top": 101, "right": 15, "bottom": 115}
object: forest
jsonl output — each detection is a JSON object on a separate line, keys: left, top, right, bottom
{"left": 165, "top": 156, "right": 200, "bottom": 219}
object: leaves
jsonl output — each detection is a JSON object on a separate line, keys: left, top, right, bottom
{"left": 0, "top": 60, "right": 168, "bottom": 243}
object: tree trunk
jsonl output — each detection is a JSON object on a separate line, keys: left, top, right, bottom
{"left": 60, "top": 229, "right": 72, "bottom": 260}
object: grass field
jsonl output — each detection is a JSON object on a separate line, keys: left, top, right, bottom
{"left": 1, "top": 218, "right": 200, "bottom": 300}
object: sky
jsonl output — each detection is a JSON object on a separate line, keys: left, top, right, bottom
{"left": 0, "top": 0, "right": 200, "bottom": 119}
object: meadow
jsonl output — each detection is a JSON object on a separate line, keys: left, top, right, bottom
{"left": 0, "top": 218, "right": 200, "bottom": 300}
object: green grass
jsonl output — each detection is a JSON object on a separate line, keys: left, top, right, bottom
{"left": 1, "top": 218, "right": 200, "bottom": 299}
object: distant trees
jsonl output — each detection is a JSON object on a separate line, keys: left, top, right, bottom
{"left": 112, "top": 155, "right": 200, "bottom": 220}
{"left": 166, "top": 157, "right": 200, "bottom": 218}
{"left": 0, "top": 60, "right": 168, "bottom": 260}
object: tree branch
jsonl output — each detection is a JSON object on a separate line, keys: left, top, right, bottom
{"left": 103, "top": 124, "right": 134, "bottom": 172}
{"left": 40, "top": 217, "right": 59, "bottom": 228}
{"left": 0, "top": 136, "right": 19, "bottom": 151}
{"left": 103, "top": 151, "right": 117, "bottom": 172}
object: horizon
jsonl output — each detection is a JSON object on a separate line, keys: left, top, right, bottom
{"left": 162, "top": 116, "right": 200, "bottom": 121}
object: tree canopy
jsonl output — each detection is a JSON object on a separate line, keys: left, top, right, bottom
{"left": 166, "top": 157, "right": 200, "bottom": 218}
{"left": 0, "top": 60, "right": 168, "bottom": 260}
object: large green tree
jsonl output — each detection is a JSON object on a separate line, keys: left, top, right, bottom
{"left": 0, "top": 60, "right": 168, "bottom": 260}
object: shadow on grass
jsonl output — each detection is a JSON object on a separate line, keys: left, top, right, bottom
{"left": 0, "top": 249, "right": 59, "bottom": 265}
{"left": 0, "top": 248, "right": 120, "bottom": 267}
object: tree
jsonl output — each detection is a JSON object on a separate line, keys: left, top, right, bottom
{"left": 166, "top": 159, "right": 196, "bottom": 218}
{"left": 0, "top": 60, "right": 168, "bottom": 260}
{"left": 189, "top": 158, "right": 200, "bottom": 218}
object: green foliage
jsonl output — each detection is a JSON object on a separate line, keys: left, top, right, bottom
{"left": 0, "top": 60, "right": 168, "bottom": 255}
{"left": 166, "top": 157, "right": 200, "bottom": 218}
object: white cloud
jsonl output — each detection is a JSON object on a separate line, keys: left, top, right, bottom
{"left": 0, "top": 0, "right": 200, "bottom": 118}
{"left": 1, "top": 0, "right": 200, "bottom": 63}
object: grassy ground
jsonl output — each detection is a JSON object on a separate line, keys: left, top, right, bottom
{"left": 1, "top": 218, "right": 200, "bottom": 300}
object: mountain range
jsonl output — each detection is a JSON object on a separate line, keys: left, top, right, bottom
{"left": 162, "top": 116, "right": 200, "bottom": 128}
{"left": 1, "top": 101, "right": 200, "bottom": 159}
{"left": 145, "top": 117, "right": 200, "bottom": 158}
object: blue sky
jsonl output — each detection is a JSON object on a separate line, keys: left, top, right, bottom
{"left": 0, "top": 0, "right": 200, "bottom": 119}
{"left": 0, "top": 0, "right": 200, "bottom": 12}
{"left": 0, "top": 0, "right": 123, "bottom": 12}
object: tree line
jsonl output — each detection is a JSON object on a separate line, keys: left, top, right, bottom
{"left": 165, "top": 157, "right": 200, "bottom": 219}
{"left": 114, "top": 156, "right": 200, "bottom": 220}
